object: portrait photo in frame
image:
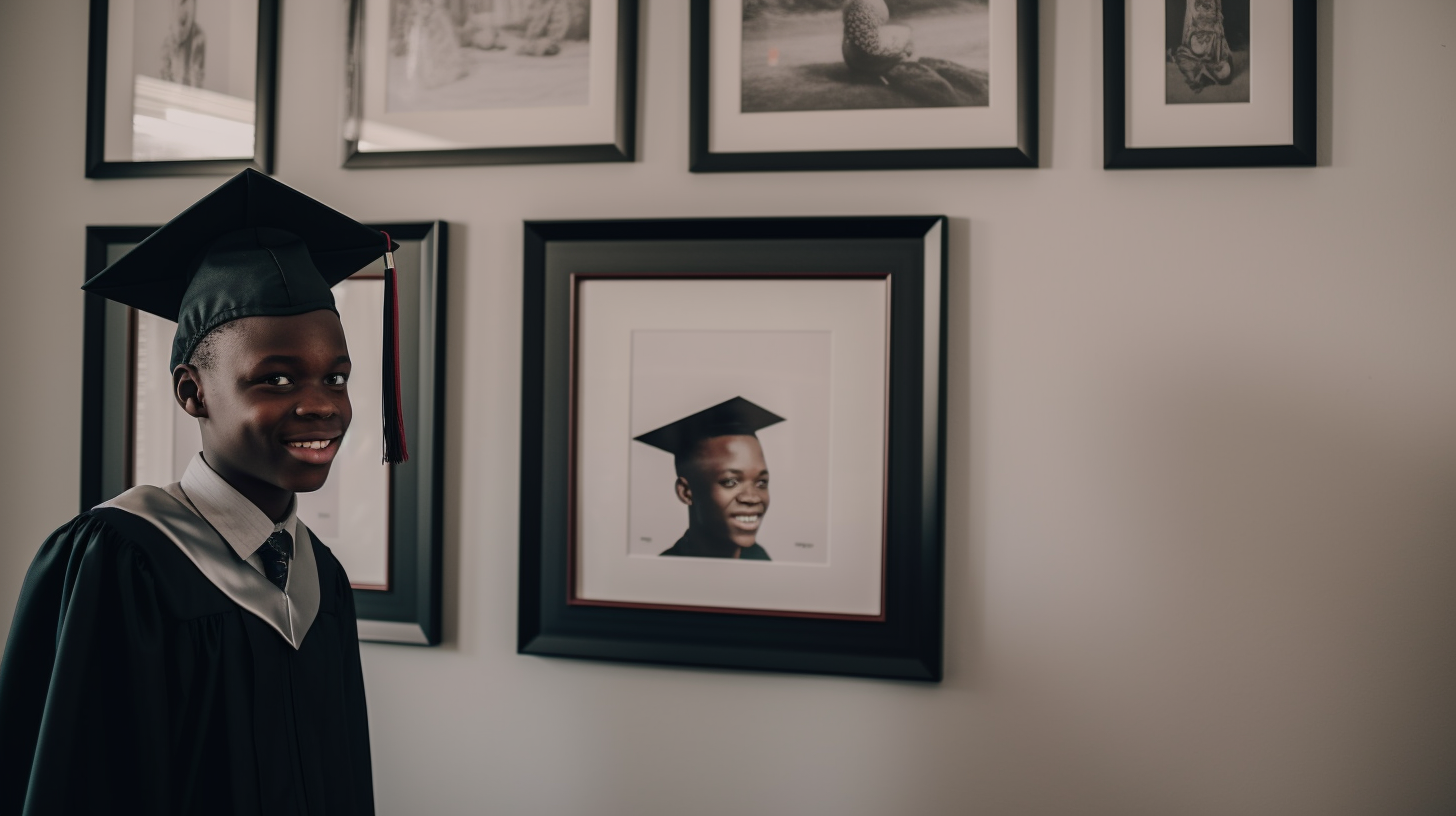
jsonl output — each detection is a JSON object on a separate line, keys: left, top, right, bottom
{"left": 81, "top": 222, "right": 449, "bottom": 645}
{"left": 85, "top": 0, "right": 279, "bottom": 177}
{"left": 519, "top": 216, "right": 947, "bottom": 680}
{"left": 343, "top": 0, "right": 637, "bottom": 167}
{"left": 690, "top": 0, "right": 1036, "bottom": 172}
{"left": 1103, "top": 0, "right": 1316, "bottom": 168}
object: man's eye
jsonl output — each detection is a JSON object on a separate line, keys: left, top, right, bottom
{"left": 756, "top": 480, "right": 768, "bottom": 489}
{"left": 721, "top": 479, "right": 739, "bottom": 488}
{"left": 265, "top": 375, "right": 293, "bottom": 386}
{"left": 326, "top": 373, "right": 349, "bottom": 386}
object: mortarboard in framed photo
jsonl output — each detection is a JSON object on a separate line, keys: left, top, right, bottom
{"left": 342, "top": 0, "right": 637, "bottom": 168}
{"left": 689, "top": 0, "right": 1037, "bottom": 173}
{"left": 519, "top": 216, "right": 948, "bottom": 681}
{"left": 80, "top": 214, "right": 448, "bottom": 646}
{"left": 85, "top": 0, "right": 279, "bottom": 177}
{"left": 1102, "top": 0, "right": 1316, "bottom": 168}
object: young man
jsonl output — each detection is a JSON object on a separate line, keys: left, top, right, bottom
{"left": 634, "top": 396, "right": 783, "bottom": 560}
{"left": 0, "top": 169, "right": 402, "bottom": 815}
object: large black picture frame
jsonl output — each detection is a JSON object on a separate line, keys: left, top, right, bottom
{"left": 342, "top": 0, "right": 638, "bottom": 168}
{"left": 1103, "top": 0, "right": 1316, "bottom": 169}
{"left": 85, "top": 0, "right": 280, "bottom": 178}
{"left": 519, "top": 216, "right": 948, "bottom": 681}
{"left": 81, "top": 222, "right": 448, "bottom": 645}
{"left": 689, "top": 0, "right": 1037, "bottom": 173}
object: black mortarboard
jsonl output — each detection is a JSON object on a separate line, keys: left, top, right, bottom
{"left": 82, "top": 168, "right": 409, "bottom": 464}
{"left": 634, "top": 397, "right": 785, "bottom": 464}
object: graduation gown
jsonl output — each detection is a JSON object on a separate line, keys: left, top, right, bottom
{"left": 0, "top": 501, "right": 373, "bottom": 815}
{"left": 659, "top": 529, "right": 771, "bottom": 560}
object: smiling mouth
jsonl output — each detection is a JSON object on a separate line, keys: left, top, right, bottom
{"left": 730, "top": 514, "right": 762, "bottom": 529}
{"left": 287, "top": 439, "right": 334, "bottom": 450}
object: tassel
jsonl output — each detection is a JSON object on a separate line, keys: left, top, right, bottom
{"left": 381, "top": 232, "right": 409, "bottom": 464}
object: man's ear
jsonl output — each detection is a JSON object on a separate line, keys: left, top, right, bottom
{"left": 674, "top": 476, "right": 694, "bottom": 506}
{"left": 174, "top": 364, "right": 208, "bottom": 418}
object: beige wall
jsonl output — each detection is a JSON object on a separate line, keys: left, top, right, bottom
{"left": 3, "top": 1, "right": 1454, "bottom": 814}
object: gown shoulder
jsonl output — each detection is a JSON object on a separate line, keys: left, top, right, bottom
{"left": 0, "top": 509, "right": 374, "bottom": 815}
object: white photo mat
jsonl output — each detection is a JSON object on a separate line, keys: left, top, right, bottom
{"left": 575, "top": 277, "right": 889, "bottom": 616}
{"left": 1124, "top": 0, "right": 1293, "bottom": 148}
{"left": 355, "top": 0, "right": 619, "bottom": 151}
{"left": 708, "top": 0, "right": 1020, "bottom": 153}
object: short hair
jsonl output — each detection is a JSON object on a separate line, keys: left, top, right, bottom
{"left": 187, "top": 320, "right": 244, "bottom": 370}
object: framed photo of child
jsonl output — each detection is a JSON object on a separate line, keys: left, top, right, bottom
{"left": 85, "top": 0, "right": 279, "bottom": 177}
{"left": 343, "top": 0, "right": 637, "bottom": 167}
{"left": 689, "top": 0, "right": 1037, "bottom": 172}
{"left": 1102, "top": 0, "right": 1317, "bottom": 168}
{"left": 519, "top": 216, "right": 948, "bottom": 680}
{"left": 81, "top": 221, "right": 449, "bottom": 645}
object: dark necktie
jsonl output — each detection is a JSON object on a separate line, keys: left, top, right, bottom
{"left": 258, "top": 529, "right": 293, "bottom": 591}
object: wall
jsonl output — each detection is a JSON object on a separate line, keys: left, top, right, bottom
{"left": 2, "top": 2, "right": 1454, "bottom": 814}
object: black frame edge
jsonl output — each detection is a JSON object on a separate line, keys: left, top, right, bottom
{"left": 80, "top": 226, "right": 159, "bottom": 512}
{"left": 517, "top": 223, "right": 550, "bottom": 653}
{"left": 421, "top": 221, "right": 448, "bottom": 645}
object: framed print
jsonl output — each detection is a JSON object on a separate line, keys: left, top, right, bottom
{"left": 689, "top": 0, "right": 1036, "bottom": 172}
{"left": 81, "top": 222, "right": 449, "bottom": 645}
{"left": 343, "top": 0, "right": 637, "bottom": 167}
{"left": 85, "top": 0, "right": 279, "bottom": 178}
{"left": 519, "top": 216, "right": 947, "bottom": 680}
{"left": 1103, "top": 0, "right": 1316, "bottom": 168}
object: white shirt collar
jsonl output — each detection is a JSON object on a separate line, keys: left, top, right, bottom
{"left": 180, "top": 453, "right": 300, "bottom": 561}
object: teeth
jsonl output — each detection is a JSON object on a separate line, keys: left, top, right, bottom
{"left": 732, "top": 515, "right": 759, "bottom": 523}
{"left": 288, "top": 439, "right": 333, "bottom": 450}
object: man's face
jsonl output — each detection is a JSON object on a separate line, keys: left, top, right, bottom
{"left": 184, "top": 310, "right": 352, "bottom": 511}
{"left": 679, "top": 435, "right": 770, "bottom": 549}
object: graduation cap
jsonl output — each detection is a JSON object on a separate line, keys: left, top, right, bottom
{"left": 82, "top": 168, "right": 409, "bottom": 464}
{"left": 634, "top": 397, "right": 785, "bottom": 467}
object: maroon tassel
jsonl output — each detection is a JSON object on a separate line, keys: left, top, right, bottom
{"left": 381, "top": 232, "right": 409, "bottom": 464}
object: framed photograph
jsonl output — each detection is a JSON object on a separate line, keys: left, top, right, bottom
{"left": 85, "top": 0, "right": 279, "bottom": 178}
{"left": 81, "top": 222, "right": 449, "bottom": 645}
{"left": 343, "top": 0, "right": 637, "bottom": 167}
{"left": 689, "top": 0, "right": 1036, "bottom": 172}
{"left": 1103, "top": 0, "right": 1316, "bottom": 168}
{"left": 519, "top": 216, "right": 947, "bottom": 680}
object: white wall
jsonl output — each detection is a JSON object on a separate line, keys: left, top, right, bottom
{"left": 3, "top": 2, "right": 1454, "bottom": 814}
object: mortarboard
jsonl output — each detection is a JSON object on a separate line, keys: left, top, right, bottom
{"left": 82, "top": 168, "right": 409, "bottom": 464}
{"left": 634, "top": 397, "right": 785, "bottom": 465}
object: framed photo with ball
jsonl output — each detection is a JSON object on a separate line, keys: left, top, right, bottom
{"left": 518, "top": 216, "right": 948, "bottom": 680}
{"left": 689, "top": 0, "right": 1037, "bottom": 172}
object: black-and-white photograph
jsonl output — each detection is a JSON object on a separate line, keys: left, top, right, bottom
{"left": 740, "top": 0, "right": 989, "bottom": 112}
{"left": 1166, "top": 0, "right": 1249, "bottom": 104}
{"left": 127, "top": 0, "right": 258, "bottom": 160}
{"left": 386, "top": 0, "right": 591, "bottom": 113}
{"left": 627, "top": 330, "right": 832, "bottom": 566}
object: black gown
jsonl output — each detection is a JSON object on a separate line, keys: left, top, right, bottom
{"left": 0, "top": 507, "right": 373, "bottom": 816}
{"left": 659, "top": 529, "right": 771, "bottom": 560}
